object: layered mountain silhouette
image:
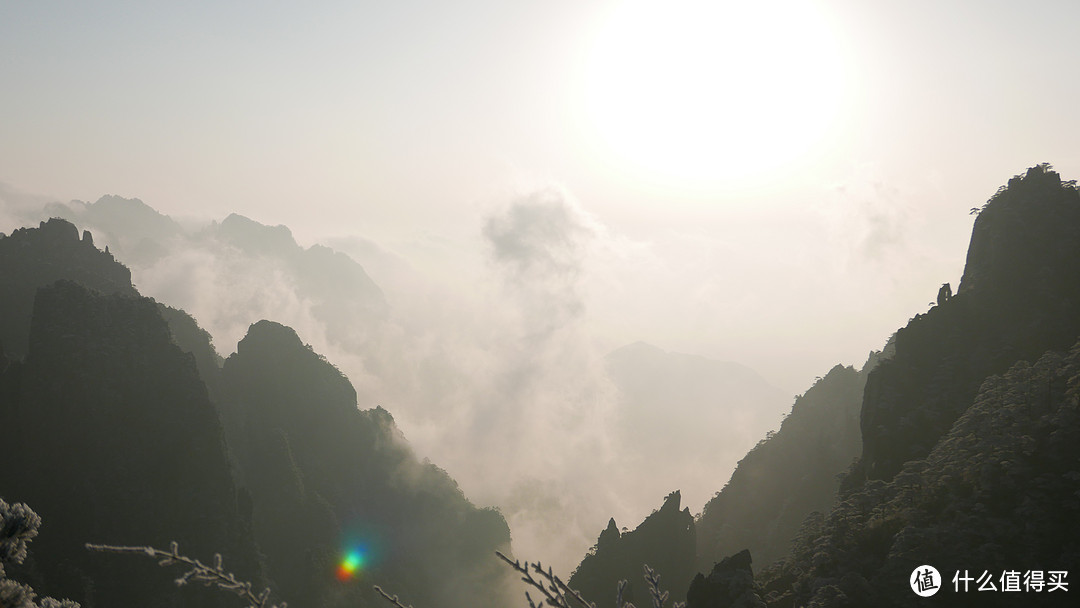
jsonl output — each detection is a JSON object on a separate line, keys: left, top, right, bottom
{"left": 212, "top": 213, "right": 388, "bottom": 327}
{"left": 570, "top": 164, "right": 1080, "bottom": 608}
{"left": 0, "top": 219, "right": 136, "bottom": 359}
{"left": 856, "top": 165, "right": 1080, "bottom": 484}
{"left": 605, "top": 342, "right": 788, "bottom": 517}
{"left": 570, "top": 354, "right": 871, "bottom": 606}
{"left": 0, "top": 278, "right": 258, "bottom": 608}
{"left": 41, "top": 196, "right": 388, "bottom": 348}
{"left": 6, "top": 163, "right": 1080, "bottom": 608}
{"left": 569, "top": 491, "right": 696, "bottom": 608}
{"left": 760, "top": 343, "right": 1080, "bottom": 607}
{"left": 0, "top": 218, "right": 512, "bottom": 608}
{"left": 44, "top": 196, "right": 181, "bottom": 266}
{"left": 215, "top": 319, "right": 513, "bottom": 608}
{"left": 696, "top": 355, "right": 876, "bottom": 570}
{"left": 751, "top": 164, "right": 1080, "bottom": 607}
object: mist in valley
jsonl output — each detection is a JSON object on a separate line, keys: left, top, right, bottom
{"left": 6, "top": 2, "right": 1080, "bottom": 606}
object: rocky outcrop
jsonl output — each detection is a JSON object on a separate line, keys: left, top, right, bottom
{"left": 859, "top": 164, "right": 1080, "bottom": 482}
{"left": 569, "top": 491, "right": 696, "bottom": 608}
{"left": 218, "top": 320, "right": 514, "bottom": 608}
{"left": 44, "top": 195, "right": 182, "bottom": 266}
{"left": 687, "top": 550, "right": 766, "bottom": 608}
{"left": 0, "top": 211, "right": 512, "bottom": 608}
{"left": 0, "top": 281, "right": 258, "bottom": 607}
{"left": 696, "top": 360, "right": 869, "bottom": 571}
{"left": 761, "top": 341, "right": 1080, "bottom": 607}
{"left": 0, "top": 218, "right": 135, "bottom": 358}
{"left": 756, "top": 165, "right": 1080, "bottom": 607}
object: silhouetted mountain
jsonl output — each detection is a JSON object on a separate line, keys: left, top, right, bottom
{"left": 569, "top": 491, "right": 695, "bottom": 608}
{"left": 751, "top": 164, "right": 1080, "bottom": 607}
{"left": 686, "top": 549, "right": 765, "bottom": 608}
{"left": 760, "top": 342, "right": 1080, "bottom": 607}
{"left": 156, "top": 303, "right": 225, "bottom": 394}
{"left": 0, "top": 281, "right": 258, "bottom": 608}
{"left": 44, "top": 196, "right": 181, "bottom": 266}
{"left": 38, "top": 197, "right": 389, "bottom": 351}
{"left": 217, "top": 320, "right": 514, "bottom": 608}
{"left": 696, "top": 355, "right": 875, "bottom": 571}
{"left": 569, "top": 348, "right": 860, "bottom": 603}
{"left": 0, "top": 216, "right": 513, "bottom": 608}
{"left": 858, "top": 164, "right": 1080, "bottom": 483}
{"left": 213, "top": 213, "right": 388, "bottom": 322}
{"left": 0, "top": 218, "right": 135, "bottom": 358}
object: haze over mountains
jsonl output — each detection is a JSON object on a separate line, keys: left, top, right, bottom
{"left": 566, "top": 164, "right": 1080, "bottom": 607}
{"left": 1, "top": 190, "right": 792, "bottom": 573}
{"left": 4, "top": 164, "right": 1080, "bottom": 608}
{"left": 0, "top": 219, "right": 514, "bottom": 608}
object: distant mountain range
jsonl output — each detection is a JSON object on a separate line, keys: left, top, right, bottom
{"left": 6, "top": 164, "right": 1077, "bottom": 608}
{"left": 44, "top": 195, "right": 388, "bottom": 342}
{"left": 8, "top": 192, "right": 794, "bottom": 577}
{"left": 0, "top": 218, "right": 512, "bottom": 608}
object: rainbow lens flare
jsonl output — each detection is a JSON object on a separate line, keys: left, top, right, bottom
{"left": 336, "top": 547, "right": 366, "bottom": 581}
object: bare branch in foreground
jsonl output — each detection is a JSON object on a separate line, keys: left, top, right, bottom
{"left": 86, "top": 541, "right": 285, "bottom": 608}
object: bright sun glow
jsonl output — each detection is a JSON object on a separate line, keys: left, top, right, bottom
{"left": 584, "top": 0, "right": 848, "bottom": 187}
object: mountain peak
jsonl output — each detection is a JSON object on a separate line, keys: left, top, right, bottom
{"left": 219, "top": 213, "right": 297, "bottom": 255}
{"left": 236, "top": 319, "right": 305, "bottom": 354}
{"left": 859, "top": 164, "right": 1080, "bottom": 482}
{"left": 0, "top": 217, "right": 135, "bottom": 357}
{"left": 959, "top": 163, "right": 1080, "bottom": 296}
{"left": 660, "top": 489, "right": 682, "bottom": 512}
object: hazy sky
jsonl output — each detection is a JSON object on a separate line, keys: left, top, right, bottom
{"left": 6, "top": 1, "right": 1080, "bottom": 383}
{"left": 6, "top": 0, "right": 1080, "bottom": 574}
{"left": 4, "top": 0, "right": 1080, "bottom": 566}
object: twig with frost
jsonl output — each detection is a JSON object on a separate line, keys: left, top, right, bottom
{"left": 616, "top": 579, "right": 629, "bottom": 608}
{"left": 373, "top": 585, "right": 414, "bottom": 608}
{"left": 371, "top": 552, "right": 683, "bottom": 608}
{"left": 642, "top": 564, "right": 684, "bottom": 608}
{"left": 495, "top": 550, "right": 596, "bottom": 608}
{"left": 85, "top": 541, "right": 285, "bottom": 608}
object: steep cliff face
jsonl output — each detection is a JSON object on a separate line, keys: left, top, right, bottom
{"left": 687, "top": 550, "right": 765, "bottom": 608}
{"left": 859, "top": 164, "right": 1080, "bottom": 482}
{"left": 761, "top": 342, "right": 1080, "bottom": 608}
{"left": 959, "top": 165, "right": 1080, "bottom": 296}
{"left": 569, "top": 491, "right": 696, "bottom": 608}
{"left": 218, "top": 320, "right": 514, "bottom": 608}
{"left": 0, "top": 281, "right": 258, "bottom": 608}
{"left": 0, "top": 214, "right": 511, "bottom": 608}
{"left": 156, "top": 303, "right": 225, "bottom": 395}
{"left": 752, "top": 165, "right": 1080, "bottom": 607}
{"left": 0, "top": 218, "right": 135, "bottom": 358}
{"left": 696, "top": 359, "right": 870, "bottom": 571}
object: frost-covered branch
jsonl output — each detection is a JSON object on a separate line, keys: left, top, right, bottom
{"left": 642, "top": 564, "right": 684, "bottom": 608}
{"left": 374, "top": 585, "right": 415, "bottom": 608}
{"left": 496, "top": 551, "right": 597, "bottom": 608}
{"left": 371, "top": 551, "right": 682, "bottom": 608}
{"left": 1, "top": 498, "right": 79, "bottom": 608}
{"left": 85, "top": 541, "right": 285, "bottom": 608}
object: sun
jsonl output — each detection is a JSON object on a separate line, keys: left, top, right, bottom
{"left": 582, "top": 0, "right": 848, "bottom": 188}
